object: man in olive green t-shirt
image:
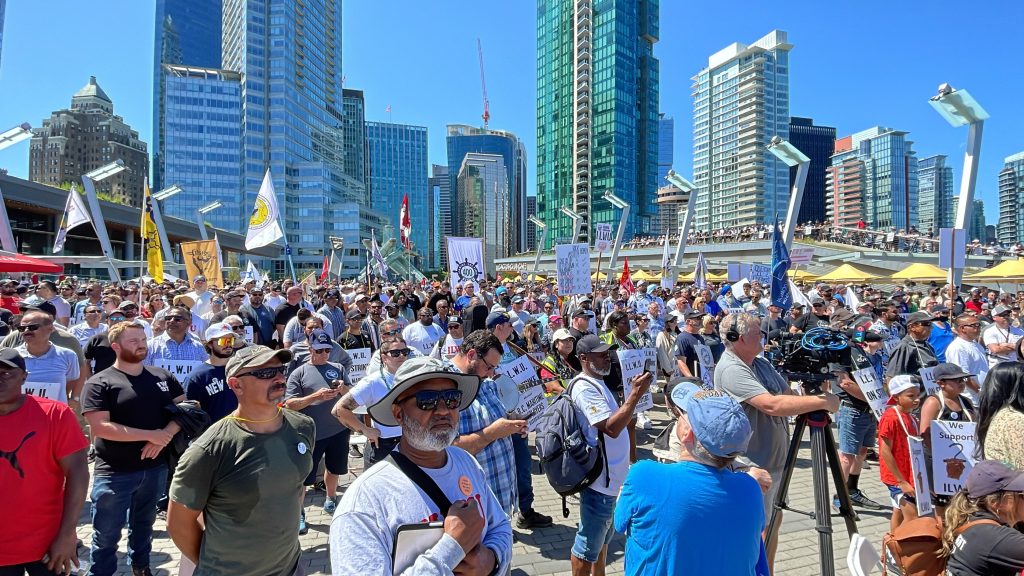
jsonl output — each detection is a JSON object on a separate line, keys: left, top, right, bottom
{"left": 167, "top": 346, "right": 314, "bottom": 576}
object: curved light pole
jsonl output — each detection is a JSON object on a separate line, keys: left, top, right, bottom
{"left": 0, "top": 123, "right": 32, "bottom": 150}
{"left": 527, "top": 215, "right": 547, "bottom": 280}
{"left": 665, "top": 170, "right": 697, "bottom": 273}
{"left": 561, "top": 206, "right": 583, "bottom": 244}
{"left": 82, "top": 159, "right": 127, "bottom": 282}
{"left": 603, "top": 190, "right": 630, "bottom": 273}
{"left": 197, "top": 201, "right": 224, "bottom": 241}
{"left": 767, "top": 136, "right": 811, "bottom": 251}
{"left": 151, "top": 185, "right": 181, "bottom": 266}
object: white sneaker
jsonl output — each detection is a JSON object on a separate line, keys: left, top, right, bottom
{"left": 637, "top": 412, "right": 653, "bottom": 430}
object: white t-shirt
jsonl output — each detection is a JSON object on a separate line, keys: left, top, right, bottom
{"left": 187, "top": 290, "right": 213, "bottom": 317}
{"left": 432, "top": 335, "right": 463, "bottom": 360}
{"left": 349, "top": 371, "right": 403, "bottom": 439}
{"left": 944, "top": 337, "right": 990, "bottom": 404}
{"left": 569, "top": 374, "right": 631, "bottom": 496}
{"left": 402, "top": 322, "right": 445, "bottom": 356}
{"left": 330, "top": 447, "right": 512, "bottom": 576}
{"left": 16, "top": 343, "right": 80, "bottom": 403}
{"left": 982, "top": 324, "right": 1024, "bottom": 366}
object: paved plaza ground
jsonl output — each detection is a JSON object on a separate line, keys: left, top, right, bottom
{"left": 72, "top": 402, "right": 892, "bottom": 575}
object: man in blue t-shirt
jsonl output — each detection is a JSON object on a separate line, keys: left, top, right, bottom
{"left": 184, "top": 323, "right": 238, "bottom": 422}
{"left": 614, "top": 388, "right": 766, "bottom": 576}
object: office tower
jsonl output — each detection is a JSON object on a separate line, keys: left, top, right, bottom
{"left": 446, "top": 125, "right": 528, "bottom": 252}
{"left": 917, "top": 155, "right": 955, "bottom": 234}
{"left": 224, "top": 0, "right": 369, "bottom": 274}
{"left": 152, "top": 0, "right": 222, "bottom": 190}
{"left": 998, "top": 152, "right": 1024, "bottom": 244}
{"left": 457, "top": 153, "right": 509, "bottom": 275}
{"left": 366, "top": 121, "right": 429, "bottom": 267}
{"left": 658, "top": 113, "right": 674, "bottom": 185}
{"left": 537, "top": 0, "right": 659, "bottom": 246}
{"left": 158, "top": 66, "right": 242, "bottom": 232}
{"left": 429, "top": 164, "right": 450, "bottom": 270}
{"left": 970, "top": 200, "right": 986, "bottom": 242}
{"left": 342, "top": 89, "right": 370, "bottom": 199}
{"left": 788, "top": 117, "right": 836, "bottom": 224}
{"left": 526, "top": 196, "right": 538, "bottom": 251}
{"left": 825, "top": 127, "right": 918, "bottom": 230}
{"left": 693, "top": 30, "right": 791, "bottom": 231}
{"left": 29, "top": 77, "right": 148, "bottom": 207}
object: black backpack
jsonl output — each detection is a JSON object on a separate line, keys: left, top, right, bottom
{"left": 534, "top": 375, "right": 608, "bottom": 518}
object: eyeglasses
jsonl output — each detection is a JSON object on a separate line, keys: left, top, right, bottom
{"left": 385, "top": 348, "right": 412, "bottom": 358}
{"left": 311, "top": 347, "right": 331, "bottom": 354}
{"left": 17, "top": 323, "right": 42, "bottom": 332}
{"left": 212, "top": 300, "right": 224, "bottom": 305}
{"left": 398, "top": 389, "right": 463, "bottom": 412}
{"left": 85, "top": 310, "right": 102, "bottom": 315}
{"left": 237, "top": 365, "right": 287, "bottom": 380}
{"left": 165, "top": 316, "right": 188, "bottom": 322}
{"left": 961, "top": 323, "right": 981, "bottom": 328}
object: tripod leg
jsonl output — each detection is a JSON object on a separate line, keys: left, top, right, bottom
{"left": 765, "top": 415, "right": 806, "bottom": 552}
{"left": 823, "top": 421, "right": 859, "bottom": 538}
{"left": 807, "top": 421, "right": 837, "bottom": 575}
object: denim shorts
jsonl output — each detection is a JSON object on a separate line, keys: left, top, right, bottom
{"left": 571, "top": 488, "right": 618, "bottom": 563}
{"left": 886, "top": 484, "right": 917, "bottom": 508}
{"left": 837, "top": 404, "right": 877, "bottom": 455}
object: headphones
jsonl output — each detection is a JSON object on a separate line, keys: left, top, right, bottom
{"left": 725, "top": 317, "right": 740, "bottom": 342}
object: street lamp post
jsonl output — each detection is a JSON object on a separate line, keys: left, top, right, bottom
{"left": 767, "top": 136, "right": 811, "bottom": 251}
{"left": 0, "top": 123, "right": 33, "bottom": 253}
{"left": 560, "top": 206, "right": 583, "bottom": 244}
{"left": 528, "top": 215, "right": 547, "bottom": 281}
{"left": 665, "top": 171, "right": 697, "bottom": 277}
{"left": 197, "top": 201, "right": 224, "bottom": 241}
{"left": 81, "top": 160, "right": 127, "bottom": 282}
{"left": 603, "top": 190, "right": 630, "bottom": 273}
{"left": 0, "top": 123, "right": 33, "bottom": 150}
{"left": 151, "top": 185, "right": 181, "bottom": 266}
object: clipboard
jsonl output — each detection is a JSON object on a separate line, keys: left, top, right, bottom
{"left": 392, "top": 521, "right": 445, "bottom": 573}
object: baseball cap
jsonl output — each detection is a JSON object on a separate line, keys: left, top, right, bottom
{"left": 906, "top": 311, "right": 938, "bottom": 324}
{"left": 325, "top": 289, "right": 341, "bottom": 299}
{"left": 685, "top": 389, "right": 752, "bottom": 457}
{"left": 346, "top": 308, "right": 365, "bottom": 320}
{"left": 576, "top": 334, "right": 616, "bottom": 355}
{"left": 668, "top": 310, "right": 687, "bottom": 323}
{"left": 931, "top": 362, "right": 973, "bottom": 381}
{"left": 551, "top": 328, "right": 575, "bottom": 343}
{"left": 0, "top": 347, "right": 26, "bottom": 371}
{"left": 511, "top": 296, "right": 524, "bottom": 304}
{"left": 486, "top": 311, "right": 511, "bottom": 329}
{"left": 205, "top": 322, "right": 235, "bottom": 341}
{"left": 309, "top": 329, "right": 334, "bottom": 351}
{"left": 965, "top": 460, "right": 1024, "bottom": 498}
{"left": 667, "top": 380, "right": 701, "bottom": 412}
{"left": 117, "top": 300, "right": 139, "bottom": 310}
{"left": 684, "top": 310, "right": 704, "bottom": 321}
{"left": 572, "top": 308, "right": 594, "bottom": 318}
{"left": 810, "top": 297, "right": 826, "bottom": 306}
{"left": 226, "top": 345, "right": 293, "bottom": 378}
{"left": 886, "top": 375, "right": 920, "bottom": 405}
{"left": 20, "top": 300, "right": 58, "bottom": 317}
{"left": 447, "top": 316, "right": 462, "bottom": 326}
{"left": 993, "top": 304, "right": 1012, "bottom": 316}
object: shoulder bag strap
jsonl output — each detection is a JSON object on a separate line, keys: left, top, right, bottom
{"left": 954, "top": 518, "right": 1000, "bottom": 536}
{"left": 386, "top": 451, "right": 453, "bottom": 517}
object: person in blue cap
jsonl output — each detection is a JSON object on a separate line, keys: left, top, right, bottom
{"left": 614, "top": 388, "right": 766, "bottom": 575}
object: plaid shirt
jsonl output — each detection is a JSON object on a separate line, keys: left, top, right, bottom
{"left": 445, "top": 359, "right": 517, "bottom": 515}
{"left": 144, "top": 333, "right": 209, "bottom": 365}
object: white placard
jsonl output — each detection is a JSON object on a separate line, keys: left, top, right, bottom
{"left": 594, "top": 223, "right": 612, "bottom": 253}
{"left": 908, "top": 436, "right": 935, "bottom": 517}
{"left": 495, "top": 355, "right": 547, "bottom": 431}
{"left": 154, "top": 360, "right": 203, "bottom": 381}
{"left": 347, "top": 347, "right": 372, "bottom": 382}
{"left": 918, "top": 366, "right": 940, "bottom": 396}
{"left": 851, "top": 367, "right": 889, "bottom": 420}
{"left": 749, "top": 263, "right": 771, "bottom": 286}
{"left": 930, "top": 420, "right": 977, "bottom": 496}
{"left": 694, "top": 343, "right": 715, "bottom": 389}
{"left": 244, "top": 326, "right": 254, "bottom": 345}
{"left": 24, "top": 381, "right": 67, "bottom": 403}
{"left": 555, "top": 243, "right": 593, "bottom": 296}
{"left": 883, "top": 337, "right": 901, "bottom": 356}
{"left": 790, "top": 247, "right": 815, "bottom": 265}
{"left": 939, "top": 228, "right": 967, "bottom": 269}
{"left": 617, "top": 348, "right": 656, "bottom": 413}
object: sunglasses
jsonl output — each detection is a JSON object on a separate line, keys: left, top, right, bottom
{"left": 230, "top": 325, "right": 246, "bottom": 333}
{"left": 108, "top": 316, "right": 126, "bottom": 322}
{"left": 382, "top": 329, "right": 400, "bottom": 337}
{"left": 311, "top": 347, "right": 331, "bottom": 354}
{"left": 399, "top": 389, "right": 463, "bottom": 412}
{"left": 165, "top": 316, "right": 188, "bottom": 322}
{"left": 214, "top": 335, "right": 236, "bottom": 347}
{"left": 961, "top": 323, "right": 981, "bottom": 328}
{"left": 85, "top": 310, "right": 102, "bottom": 314}
{"left": 17, "top": 323, "right": 43, "bottom": 332}
{"left": 941, "top": 377, "right": 968, "bottom": 383}
{"left": 238, "top": 365, "right": 287, "bottom": 380}
{"left": 385, "top": 348, "right": 412, "bottom": 358}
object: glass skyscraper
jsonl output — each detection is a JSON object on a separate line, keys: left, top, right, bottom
{"left": 366, "top": 121, "right": 429, "bottom": 268}
{"left": 998, "top": 151, "right": 1024, "bottom": 244}
{"left": 693, "top": 30, "right": 791, "bottom": 231}
{"left": 658, "top": 113, "right": 673, "bottom": 186}
{"left": 429, "top": 164, "right": 450, "bottom": 271}
{"left": 446, "top": 125, "right": 528, "bottom": 252}
{"left": 457, "top": 153, "right": 509, "bottom": 274}
{"left": 826, "top": 127, "right": 918, "bottom": 230}
{"left": 788, "top": 117, "right": 836, "bottom": 224}
{"left": 536, "top": 0, "right": 659, "bottom": 247}
{"left": 917, "top": 154, "right": 954, "bottom": 234}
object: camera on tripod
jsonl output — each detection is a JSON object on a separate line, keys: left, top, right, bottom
{"left": 765, "top": 327, "right": 852, "bottom": 394}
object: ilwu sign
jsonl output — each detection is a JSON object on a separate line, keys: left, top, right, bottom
{"left": 446, "top": 237, "right": 485, "bottom": 292}
{"left": 555, "top": 243, "right": 592, "bottom": 295}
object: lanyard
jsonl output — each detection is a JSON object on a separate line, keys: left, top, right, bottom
{"left": 891, "top": 406, "right": 921, "bottom": 440}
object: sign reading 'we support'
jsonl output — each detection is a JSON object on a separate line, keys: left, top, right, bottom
{"left": 555, "top": 243, "right": 592, "bottom": 296}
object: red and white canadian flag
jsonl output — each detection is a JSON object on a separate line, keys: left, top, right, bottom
{"left": 619, "top": 258, "right": 636, "bottom": 295}
{"left": 400, "top": 195, "right": 412, "bottom": 249}
{"left": 319, "top": 254, "right": 329, "bottom": 282}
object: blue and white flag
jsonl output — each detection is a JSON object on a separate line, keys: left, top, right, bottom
{"left": 371, "top": 229, "right": 389, "bottom": 279}
{"left": 446, "top": 236, "right": 485, "bottom": 292}
{"left": 693, "top": 251, "right": 708, "bottom": 290}
{"left": 770, "top": 218, "right": 793, "bottom": 310}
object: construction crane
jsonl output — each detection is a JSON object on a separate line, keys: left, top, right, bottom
{"left": 477, "top": 38, "right": 490, "bottom": 129}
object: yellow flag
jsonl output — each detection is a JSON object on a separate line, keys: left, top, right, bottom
{"left": 142, "top": 182, "right": 163, "bottom": 283}
{"left": 181, "top": 240, "right": 223, "bottom": 288}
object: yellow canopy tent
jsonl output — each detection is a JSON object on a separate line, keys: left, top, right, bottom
{"left": 707, "top": 271, "right": 729, "bottom": 281}
{"left": 965, "top": 259, "right": 1024, "bottom": 281}
{"left": 788, "top": 269, "right": 818, "bottom": 281}
{"left": 889, "top": 262, "right": 950, "bottom": 282}
{"left": 591, "top": 271, "right": 609, "bottom": 280}
{"left": 631, "top": 269, "right": 657, "bottom": 282}
{"left": 815, "top": 263, "right": 880, "bottom": 283}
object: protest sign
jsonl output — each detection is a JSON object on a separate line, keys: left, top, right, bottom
{"left": 790, "top": 247, "right": 815, "bottom": 265}
{"left": 244, "top": 326, "right": 254, "bottom": 345}
{"left": 694, "top": 343, "right": 716, "bottom": 389}
{"left": 555, "top": 243, "right": 592, "bottom": 296}
{"left": 930, "top": 421, "right": 977, "bottom": 496}
{"left": 908, "top": 436, "right": 935, "bottom": 517}
{"left": 347, "top": 348, "right": 372, "bottom": 382}
{"left": 919, "top": 366, "right": 940, "bottom": 396}
{"left": 852, "top": 367, "right": 889, "bottom": 420}
{"left": 495, "top": 355, "right": 547, "bottom": 430}
{"left": 594, "top": 223, "right": 612, "bottom": 253}
{"left": 749, "top": 263, "right": 771, "bottom": 286}
{"left": 617, "top": 348, "right": 656, "bottom": 412}
{"left": 23, "top": 382, "right": 67, "bottom": 403}
{"left": 154, "top": 359, "right": 203, "bottom": 381}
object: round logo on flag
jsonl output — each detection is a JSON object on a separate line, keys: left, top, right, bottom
{"left": 250, "top": 198, "right": 271, "bottom": 228}
{"left": 454, "top": 258, "right": 481, "bottom": 284}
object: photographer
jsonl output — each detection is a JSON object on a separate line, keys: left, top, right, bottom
{"left": 714, "top": 312, "right": 840, "bottom": 574}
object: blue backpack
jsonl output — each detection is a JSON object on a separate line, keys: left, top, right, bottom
{"left": 534, "top": 375, "right": 608, "bottom": 517}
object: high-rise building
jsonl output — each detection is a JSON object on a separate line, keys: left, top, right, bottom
{"left": 29, "top": 77, "right": 149, "bottom": 207}
{"left": 917, "top": 155, "right": 954, "bottom": 235}
{"left": 457, "top": 153, "right": 509, "bottom": 274}
{"left": 224, "top": 0, "right": 372, "bottom": 274}
{"left": 825, "top": 127, "right": 918, "bottom": 230}
{"left": 526, "top": 196, "right": 538, "bottom": 251}
{"left": 428, "top": 164, "right": 450, "bottom": 271}
{"left": 788, "top": 117, "right": 836, "bottom": 224}
{"left": 446, "top": 125, "right": 528, "bottom": 252}
{"left": 998, "top": 152, "right": 1024, "bottom": 244}
{"left": 158, "top": 66, "right": 242, "bottom": 233}
{"left": 658, "top": 114, "right": 674, "bottom": 185}
{"left": 693, "top": 30, "right": 791, "bottom": 231}
{"left": 970, "top": 200, "right": 986, "bottom": 242}
{"left": 655, "top": 184, "right": 690, "bottom": 236}
{"left": 152, "top": 0, "right": 222, "bottom": 191}
{"left": 536, "top": 0, "right": 659, "bottom": 246}
{"left": 366, "top": 121, "right": 429, "bottom": 268}
{"left": 342, "top": 89, "right": 369, "bottom": 198}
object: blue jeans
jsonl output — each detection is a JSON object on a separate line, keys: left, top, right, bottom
{"left": 89, "top": 466, "right": 166, "bottom": 576}
{"left": 571, "top": 488, "right": 618, "bottom": 563}
{"left": 511, "top": 433, "right": 534, "bottom": 511}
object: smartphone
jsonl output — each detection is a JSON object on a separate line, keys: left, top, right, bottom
{"left": 643, "top": 358, "right": 655, "bottom": 375}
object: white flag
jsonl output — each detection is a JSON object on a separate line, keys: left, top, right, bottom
{"left": 245, "top": 169, "right": 285, "bottom": 250}
{"left": 53, "top": 185, "right": 93, "bottom": 253}
{"left": 693, "top": 252, "right": 708, "bottom": 290}
{"left": 790, "top": 279, "right": 810, "bottom": 307}
{"left": 371, "top": 230, "right": 389, "bottom": 278}
{"left": 213, "top": 232, "right": 225, "bottom": 270}
{"left": 243, "top": 260, "right": 260, "bottom": 284}
{"left": 446, "top": 236, "right": 485, "bottom": 292}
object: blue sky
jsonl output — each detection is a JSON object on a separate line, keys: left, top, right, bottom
{"left": 1, "top": 0, "right": 1022, "bottom": 226}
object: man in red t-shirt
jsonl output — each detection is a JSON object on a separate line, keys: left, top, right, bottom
{"left": 0, "top": 279, "right": 21, "bottom": 315}
{"left": 0, "top": 347, "right": 89, "bottom": 575}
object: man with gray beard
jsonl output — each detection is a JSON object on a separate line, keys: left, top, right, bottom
{"left": 330, "top": 357, "right": 512, "bottom": 576}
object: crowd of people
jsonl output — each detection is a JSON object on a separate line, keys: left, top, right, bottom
{"left": 3, "top": 269, "right": 1024, "bottom": 575}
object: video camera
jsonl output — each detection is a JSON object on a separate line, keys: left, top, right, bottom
{"left": 765, "top": 327, "right": 852, "bottom": 394}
